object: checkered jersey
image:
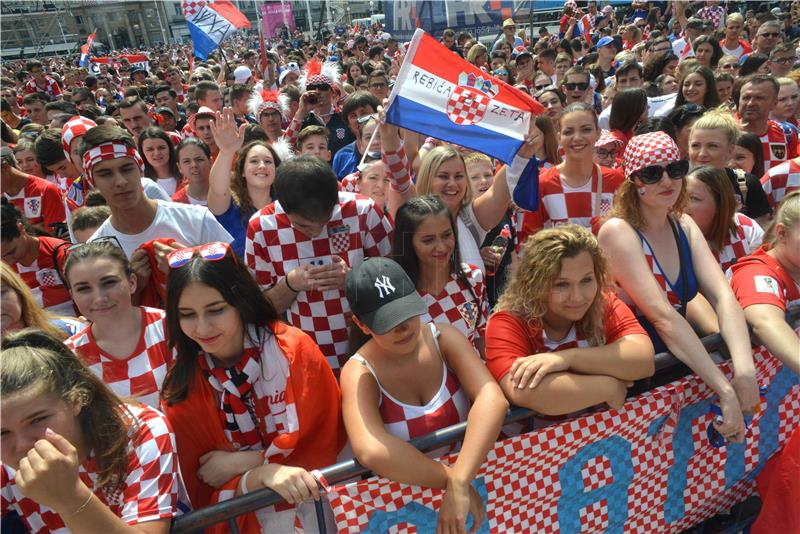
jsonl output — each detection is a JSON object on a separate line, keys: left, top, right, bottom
{"left": 351, "top": 346, "right": 469, "bottom": 442}
{"left": 760, "top": 157, "right": 800, "bottom": 208}
{"left": 24, "top": 76, "right": 62, "bottom": 97}
{"left": 11, "top": 237, "right": 73, "bottom": 315}
{"left": 716, "top": 213, "right": 763, "bottom": 273}
{"left": 246, "top": 192, "right": 392, "bottom": 371}
{"left": 340, "top": 172, "right": 359, "bottom": 193}
{"left": 419, "top": 263, "right": 487, "bottom": 344}
{"left": 760, "top": 120, "right": 798, "bottom": 172}
{"left": 1, "top": 404, "right": 185, "bottom": 534}
{"left": 66, "top": 307, "right": 172, "bottom": 409}
{"left": 517, "top": 165, "right": 624, "bottom": 238}
{"left": 697, "top": 5, "right": 725, "bottom": 29}
{"left": 3, "top": 174, "right": 66, "bottom": 228}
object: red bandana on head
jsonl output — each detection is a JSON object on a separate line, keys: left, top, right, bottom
{"left": 623, "top": 132, "right": 681, "bottom": 179}
{"left": 82, "top": 141, "right": 145, "bottom": 183}
{"left": 61, "top": 116, "right": 97, "bottom": 160}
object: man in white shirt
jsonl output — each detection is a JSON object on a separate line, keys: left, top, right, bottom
{"left": 80, "top": 124, "right": 231, "bottom": 277}
{"left": 672, "top": 18, "right": 704, "bottom": 60}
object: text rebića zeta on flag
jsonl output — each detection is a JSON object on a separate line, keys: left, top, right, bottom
{"left": 385, "top": 29, "right": 545, "bottom": 211}
{"left": 182, "top": 0, "right": 251, "bottom": 60}
{"left": 79, "top": 29, "right": 96, "bottom": 68}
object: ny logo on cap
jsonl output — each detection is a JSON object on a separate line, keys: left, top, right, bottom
{"left": 374, "top": 275, "right": 395, "bottom": 299}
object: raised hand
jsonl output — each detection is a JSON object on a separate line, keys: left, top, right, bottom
{"left": 210, "top": 107, "right": 247, "bottom": 154}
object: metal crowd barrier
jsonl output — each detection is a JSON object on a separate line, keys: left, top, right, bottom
{"left": 171, "top": 306, "right": 800, "bottom": 534}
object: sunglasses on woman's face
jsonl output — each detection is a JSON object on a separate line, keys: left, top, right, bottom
{"left": 167, "top": 242, "right": 234, "bottom": 269}
{"left": 632, "top": 160, "right": 689, "bottom": 184}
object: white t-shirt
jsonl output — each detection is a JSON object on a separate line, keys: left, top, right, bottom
{"left": 722, "top": 42, "right": 745, "bottom": 59}
{"left": 156, "top": 177, "right": 179, "bottom": 197}
{"left": 141, "top": 178, "right": 171, "bottom": 201}
{"left": 457, "top": 203, "right": 488, "bottom": 274}
{"left": 672, "top": 37, "right": 694, "bottom": 60}
{"left": 89, "top": 200, "right": 233, "bottom": 257}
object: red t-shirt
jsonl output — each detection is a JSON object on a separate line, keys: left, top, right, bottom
{"left": 760, "top": 120, "right": 798, "bottom": 172}
{"left": 11, "top": 236, "right": 73, "bottom": 315}
{"left": 4, "top": 174, "right": 66, "bottom": 228}
{"left": 729, "top": 246, "right": 800, "bottom": 314}
{"left": 484, "top": 292, "right": 645, "bottom": 381}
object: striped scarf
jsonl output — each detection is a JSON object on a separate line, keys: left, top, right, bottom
{"left": 199, "top": 328, "right": 300, "bottom": 462}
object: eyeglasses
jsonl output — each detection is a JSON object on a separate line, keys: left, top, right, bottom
{"left": 356, "top": 113, "right": 378, "bottom": 125}
{"left": 369, "top": 82, "right": 388, "bottom": 89}
{"left": 307, "top": 84, "right": 331, "bottom": 91}
{"left": 757, "top": 32, "right": 780, "bottom": 39}
{"left": 564, "top": 82, "right": 589, "bottom": 91}
{"left": 66, "top": 235, "right": 123, "bottom": 255}
{"left": 167, "top": 242, "right": 233, "bottom": 269}
{"left": 772, "top": 56, "right": 795, "bottom": 65}
{"left": 534, "top": 83, "right": 549, "bottom": 91}
{"left": 594, "top": 148, "right": 617, "bottom": 159}
{"left": 631, "top": 160, "right": 689, "bottom": 184}
{"left": 534, "top": 85, "right": 561, "bottom": 99}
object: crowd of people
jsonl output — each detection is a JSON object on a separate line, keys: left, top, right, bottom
{"left": 1, "top": 0, "right": 799, "bottom": 532}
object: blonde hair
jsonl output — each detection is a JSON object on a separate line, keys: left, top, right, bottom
{"left": 690, "top": 107, "right": 738, "bottom": 145}
{"left": 495, "top": 224, "right": 608, "bottom": 346}
{"left": 467, "top": 43, "right": 488, "bottom": 64}
{"left": 609, "top": 178, "right": 688, "bottom": 231}
{"left": 416, "top": 145, "right": 473, "bottom": 211}
{"left": 463, "top": 151, "right": 492, "bottom": 169}
{"left": 0, "top": 263, "right": 67, "bottom": 340}
{"left": 765, "top": 190, "right": 800, "bottom": 246}
{"left": 726, "top": 12, "right": 744, "bottom": 25}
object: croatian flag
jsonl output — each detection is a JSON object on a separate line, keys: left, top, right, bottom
{"left": 182, "top": 0, "right": 250, "bottom": 60}
{"left": 577, "top": 14, "right": 595, "bottom": 44}
{"left": 79, "top": 29, "right": 96, "bottom": 68}
{"left": 386, "top": 29, "right": 545, "bottom": 209}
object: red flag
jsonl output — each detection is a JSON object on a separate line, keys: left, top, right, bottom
{"left": 259, "top": 26, "right": 268, "bottom": 80}
{"left": 79, "top": 29, "right": 97, "bottom": 67}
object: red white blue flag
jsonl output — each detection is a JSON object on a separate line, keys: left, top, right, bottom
{"left": 182, "top": 0, "right": 251, "bottom": 60}
{"left": 79, "top": 29, "right": 96, "bottom": 68}
{"left": 385, "top": 29, "right": 545, "bottom": 210}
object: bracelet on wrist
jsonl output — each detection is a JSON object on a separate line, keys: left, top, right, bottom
{"left": 66, "top": 491, "right": 93, "bottom": 517}
{"left": 240, "top": 469, "right": 253, "bottom": 495}
{"left": 285, "top": 274, "right": 299, "bottom": 293}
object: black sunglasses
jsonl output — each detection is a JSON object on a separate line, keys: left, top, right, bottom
{"left": 632, "top": 160, "right": 689, "bottom": 184}
{"left": 307, "top": 84, "right": 331, "bottom": 91}
{"left": 564, "top": 82, "right": 589, "bottom": 91}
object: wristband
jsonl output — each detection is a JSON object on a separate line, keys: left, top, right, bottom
{"left": 285, "top": 274, "right": 299, "bottom": 293}
{"left": 240, "top": 469, "right": 253, "bottom": 495}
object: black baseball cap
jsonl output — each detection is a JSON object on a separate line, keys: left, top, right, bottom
{"left": 345, "top": 258, "right": 426, "bottom": 335}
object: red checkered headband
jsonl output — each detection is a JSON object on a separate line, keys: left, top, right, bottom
{"left": 623, "top": 132, "right": 682, "bottom": 179}
{"left": 82, "top": 141, "right": 145, "bottom": 183}
{"left": 61, "top": 116, "right": 97, "bottom": 160}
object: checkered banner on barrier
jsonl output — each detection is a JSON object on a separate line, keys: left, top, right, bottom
{"left": 328, "top": 348, "right": 800, "bottom": 533}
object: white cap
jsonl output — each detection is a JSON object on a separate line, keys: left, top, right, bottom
{"left": 234, "top": 65, "right": 252, "bottom": 84}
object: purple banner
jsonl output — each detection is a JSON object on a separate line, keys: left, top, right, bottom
{"left": 261, "top": 2, "right": 296, "bottom": 40}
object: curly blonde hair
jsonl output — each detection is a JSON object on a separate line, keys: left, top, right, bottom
{"left": 495, "top": 224, "right": 608, "bottom": 346}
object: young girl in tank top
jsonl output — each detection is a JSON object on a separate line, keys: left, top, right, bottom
{"left": 341, "top": 257, "right": 508, "bottom": 534}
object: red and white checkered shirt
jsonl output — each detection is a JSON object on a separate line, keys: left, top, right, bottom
{"left": 1, "top": 404, "right": 185, "bottom": 534}
{"left": 759, "top": 120, "right": 798, "bottom": 172}
{"left": 340, "top": 172, "right": 359, "bottom": 193}
{"left": 3, "top": 174, "right": 66, "bottom": 228}
{"left": 697, "top": 5, "right": 725, "bottom": 30}
{"left": 516, "top": 165, "right": 624, "bottom": 244}
{"left": 246, "top": 192, "right": 393, "bottom": 371}
{"left": 66, "top": 307, "right": 172, "bottom": 409}
{"left": 11, "top": 237, "right": 73, "bottom": 316}
{"left": 716, "top": 213, "right": 763, "bottom": 273}
{"left": 24, "top": 76, "right": 62, "bottom": 98}
{"left": 760, "top": 157, "right": 800, "bottom": 208}
{"left": 419, "top": 263, "right": 488, "bottom": 344}
{"left": 351, "top": 326, "right": 470, "bottom": 443}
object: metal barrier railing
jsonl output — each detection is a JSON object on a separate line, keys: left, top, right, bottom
{"left": 171, "top": 306, "right": 799, "bottom": 533}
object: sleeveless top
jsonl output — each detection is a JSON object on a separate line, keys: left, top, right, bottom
{"left": 621, "top": 220, "right": 699, "bottom": 353}
{"left": 351, "top": 323, "right": 471, "bottom": 449}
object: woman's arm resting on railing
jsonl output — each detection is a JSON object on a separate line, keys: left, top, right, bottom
{"left": 557, "top": 333, "right": 655, "bottom": 381}
{"left": 501, "top": 372, "right": 630, "bottom": 416}
{"left": 598, "top": 218, "right": 745, "bottom": 442}
{"left": 744, "top": 304, "right": 800, "bottom": 375}
{"left": 684, "top": 215, "right": 759, "bottom": 413}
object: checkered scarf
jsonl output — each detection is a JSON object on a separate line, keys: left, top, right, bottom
{"left": 198, "top": 330, "right": 301, "bottom": 461}
{"left": 62, "top": 116, "right": 97, "bottom": 161}
{"left": 82, "top": 141, "right": 145, "bottom": 183}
